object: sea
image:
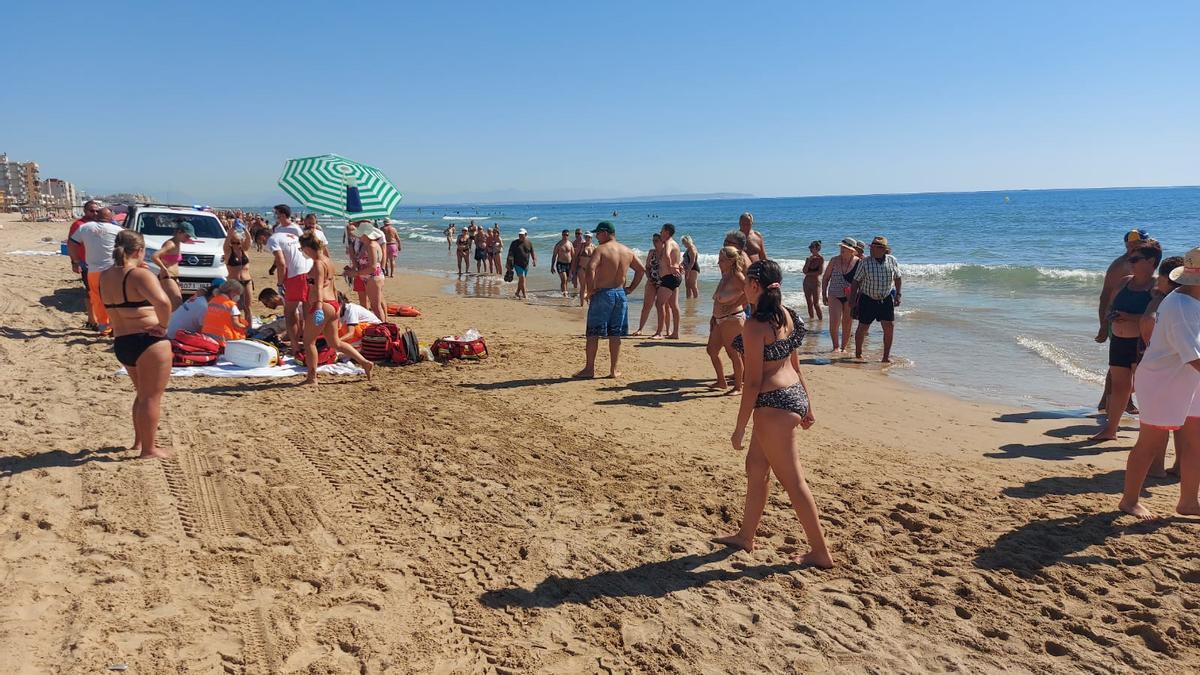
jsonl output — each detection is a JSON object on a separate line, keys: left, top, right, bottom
{"left": 248, "top": 187, "right": 1200, "bottom": 410}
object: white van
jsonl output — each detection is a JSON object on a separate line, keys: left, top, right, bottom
{"left": 126, "top": 204, "right": 229, "bottom": 292}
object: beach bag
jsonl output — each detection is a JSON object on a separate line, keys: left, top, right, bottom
{"left": 431, "top": 332, "right": 488, "bottom": 362}
{"left": 296, "top": 338, "right": 337, "bottom": 366}
{"left": 224, "top": 339, "right": 279, "bottom": 368}
{"left": 171, "top": 330, "right": 220, "bottom": 367}
{"left": 361, "top": 322, "right": 402, "bottom": 362}
{"left": 389, "top": 328, "right": 420, "bottom": 365}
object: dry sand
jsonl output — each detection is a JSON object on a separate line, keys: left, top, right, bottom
{"left": 1, "top": 214, "right": 1197, "bottom": 673}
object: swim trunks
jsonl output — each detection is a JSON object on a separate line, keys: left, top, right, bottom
{"left": 284, "top": 274, "right": 309, "bottom": 303}
{"left": 659, "top": 274, "right": 682, "bottom": 291}
{"left": 514, "top": 265, "right": 528, "bottom": 277}
{"left": 556, "top": 262, "right": 571, "bottom": 275}
{"left": 586, "top": 287, "right": 628, "bottom": 337}
{"left": 387, "top": 243, "right": 399, "bottom": 259}
{"left": 1109, "top": 335, "right": 1140, "bottom": 368}
{"left": 856, "top": 295, "right": 894, "bottom": 324}
{"left": 475, "top": 249, "right": 487, "bottom": 261}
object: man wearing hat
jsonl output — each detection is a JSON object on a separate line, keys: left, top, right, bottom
{"left": 850, "top": 235, "right": 903, "bottom": 362}
{"left": 575, "top": 221, "right": 645, "bottom": 378}
{"left": 1118, "top": 246, "right": 1200, "bottom": 520}
{"left": 505, "top": 228, "right": 536, "bottom": 299}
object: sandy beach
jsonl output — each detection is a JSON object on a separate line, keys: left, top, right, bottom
{"left": 1, "top": 214, "right": 1197, "bottom": 673}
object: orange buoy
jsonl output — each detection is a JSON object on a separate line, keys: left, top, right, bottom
{"left": 387, "top": 303, "right": 421, "bottom": 318}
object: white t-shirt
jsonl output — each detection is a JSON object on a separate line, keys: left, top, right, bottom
{"left": 1134, "top": 291, "right": 1200, "bottom": 428}
{"left": 166, "top": 295, "right": 208, "bottom": 338}
{"left": 70, "top": 221, "right": 125, "bottom": 271}
{"left": 341, "top": 302, "right": 381, "bottom": 325}
{"left": 306, "top": 228, "right": 329, "bottom": 246}
{"left": 266, "top": 224, "right": 312, "bottom": 278}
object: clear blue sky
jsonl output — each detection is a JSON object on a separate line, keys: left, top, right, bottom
{"left": 5, "top": 1, "right": 1197, "bottom": 204}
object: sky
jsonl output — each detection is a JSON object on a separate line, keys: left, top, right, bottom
{"left": 3, "top": 1, "right": 1198, "bottom": 205}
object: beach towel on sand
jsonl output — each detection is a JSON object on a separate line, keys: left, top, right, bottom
{"left": 116, "top": 356, "right": 364, "bottom": 378}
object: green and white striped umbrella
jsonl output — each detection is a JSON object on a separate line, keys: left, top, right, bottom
{"left": 278, "top": 154, "right": 402, "bottom": 219}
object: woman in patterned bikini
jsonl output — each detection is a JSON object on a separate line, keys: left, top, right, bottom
{"left": 713, "top": 259, "right": 833, "bottom": 568}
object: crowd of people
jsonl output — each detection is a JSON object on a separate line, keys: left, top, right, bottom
{"left": 1082, "top": 229, "right": 1200, "bottom": 520}
{"left": 61, "top": 198, "right": 1200, "bottom": 565}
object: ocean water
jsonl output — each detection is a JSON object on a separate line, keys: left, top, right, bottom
{"left": 290, "top": 187, "right": 1200, "bottom": 409}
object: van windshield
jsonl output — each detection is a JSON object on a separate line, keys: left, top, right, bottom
{"left": 138, "top": 213, "right": 225, "bottom": 239}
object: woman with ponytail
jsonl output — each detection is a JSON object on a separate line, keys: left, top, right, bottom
{"left": 99, "top": 230, "right": 173, "bottom": 459}
{"left": 713, "top": 259, "right": 833, "bottom": 568}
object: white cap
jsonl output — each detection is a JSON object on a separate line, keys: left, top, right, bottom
{"left": 518, "top": 228, "right": 528, "bottom": 235}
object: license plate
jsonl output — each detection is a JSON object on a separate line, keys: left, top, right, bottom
{"left": 179, "top": 280, "right": 208, "bottom": 291}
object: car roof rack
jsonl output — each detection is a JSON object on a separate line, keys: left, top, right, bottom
{"left": 131, "top": 202, "right": 212, "bottom": 211}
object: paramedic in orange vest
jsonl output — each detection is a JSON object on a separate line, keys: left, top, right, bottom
{"left": 201, "top": 280, "right": 248, "bottom": 344}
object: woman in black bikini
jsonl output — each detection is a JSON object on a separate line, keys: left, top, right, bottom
{"left": 681, "top": 235, "right": 701, "bottom": 299}
{"left": 802, "top": 240, "right": 824, "bottom": 321}
{"left": 99, "top": 230, "right": 173, "bottom": 460}
{"left": 713, "top": 259, "right": 833, "bottom": 568}
{"left": 224, "top": 223, "right": 253, "bottom": 316}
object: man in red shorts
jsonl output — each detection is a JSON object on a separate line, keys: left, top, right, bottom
{"left": 267, "top": 204, "right": 311, "bottom": 355}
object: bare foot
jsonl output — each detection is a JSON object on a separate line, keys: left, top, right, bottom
{"left": 709, "top": 380, "right": 727, "bottom": 390}
{"left": 667, "top": 333, "right": 680, "bottom": 340}
{"left": 299, "top": 377, "right": 318, "bottom": 387}
{"left": 1126, "top": 401, "right": 1139, "bottom": 415}
{"left": 712, "top": 534, "right": 754, "bottom": 552}
{"left": 1089, "top": 429, "right": 1118, "bottom": 442}
{"left": 573, "top": 369, "right": 595, "bottom": 379}
{"left": 650, "top": 333, "right": 664, "bottom": 340}
{"left": 1176, "top": 500, "right": 1200, "bottom": 517}
{"left": 1118, "top": 499, "right": 1156, "bottom": 521}
{"left": 631, "top": 331, "right": 643, "bottom": 337}
{"left": 881, "top": 357, "right": 891, "bottom": 363}
{"left": 795, "top": 550, "right": 835, "bottom": 569}
{"left": 608, "top": 370, "right": 622, "bottom": 379}
{"left": 363, "top": 362, "right": 374, "bottom": 381}
{"left": 138, "top": 447, "right": 171, "bottom": 460}
{"left": 725, "top": 386, "right": 741, "bottom": 396}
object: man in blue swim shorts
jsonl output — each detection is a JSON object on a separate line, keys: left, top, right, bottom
{"left": 575, "top": 222, "right": 646, "bottom": 379}
{"left": 506, "top": 228, "right": 537, "bottom": 299}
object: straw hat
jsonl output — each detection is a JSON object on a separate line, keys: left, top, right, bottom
{"left": 356, "top": 222, "right": 384, "bottom": 240}
{"left": 1169, "top": 247, "right": 1200, "bottom": 285}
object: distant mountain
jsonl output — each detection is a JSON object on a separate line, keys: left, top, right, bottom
{"left": 583, "top": 193, "right": 754, "bottom": 204}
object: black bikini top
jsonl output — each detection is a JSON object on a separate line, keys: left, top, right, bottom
{"left": 732, "top": 308, "right": 806, "bottom": 360}
{"left": 104, "top": 269, "right": 153, "bottom": 309}
{"left": 227, "top": 248, "right": 249, "bottom": 266}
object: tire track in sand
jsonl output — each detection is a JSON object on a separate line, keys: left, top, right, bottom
{"left": 160, "top": 422, "right": 279, "bottom": 674}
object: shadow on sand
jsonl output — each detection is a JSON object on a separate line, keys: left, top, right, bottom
{"left": 479, "top": 549, "right": 803, "bottom": 609}
{"left": 975, "top": 512, "right": 1171, "bottom": 574}
{"left": 1001, "top": 469, "right": 1172, "bottom": 500}
{"left": 458, "top": 376, "right": 579, "bottom": 391}
{"left": 595, "top": 378, "right": 728, "bottom": 408}
{"left": 0, "top": 445, "right": 129, "bottom": 478}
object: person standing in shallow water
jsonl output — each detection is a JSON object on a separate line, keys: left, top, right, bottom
{"left": 850, "top": 236, "right": 903, "bottom": 363}
{"left": 802, "top": 240, "right": 824, "bottom": 321}
{"left": 739, "top": 212, "right": 767, "bottom": 262}
{"left": 713, "top": 259, "right": 833, "bottom": 568}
